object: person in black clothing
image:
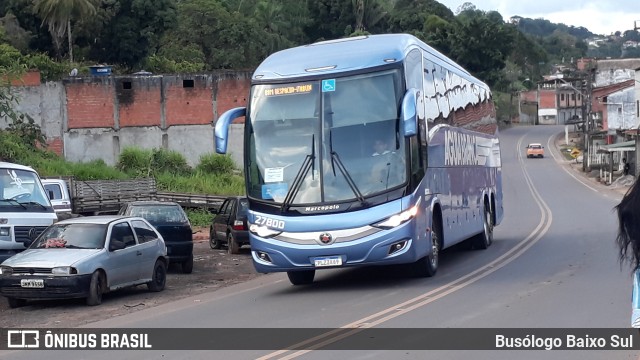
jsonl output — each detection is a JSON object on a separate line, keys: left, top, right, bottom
{"left": 616, "top": 179, "right": 640, "bottom": 327}
{"left": 623, "top": 158, "right": 631, "bottom": 176}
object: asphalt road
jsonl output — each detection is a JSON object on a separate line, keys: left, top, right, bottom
{"left": 1, "top": 125, "right": 638, "bottom": 360}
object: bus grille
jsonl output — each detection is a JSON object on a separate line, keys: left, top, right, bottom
{"left": 14, "top": 226, "right": 47, "bottom": 244}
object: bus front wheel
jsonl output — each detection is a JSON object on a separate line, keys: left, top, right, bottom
{"left": 412, "top": 217, "right": 441, "bottom": 277}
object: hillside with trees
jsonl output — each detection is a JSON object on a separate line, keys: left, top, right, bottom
{"left": 0, "top": 0, "right": 635, "bottom": 123}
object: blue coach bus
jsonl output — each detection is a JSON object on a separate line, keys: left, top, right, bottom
{"left": 214, "top": 34, "right": 503, "bottom": 285}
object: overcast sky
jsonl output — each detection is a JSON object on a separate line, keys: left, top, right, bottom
{"left": 436, "top": 0, "right": 640, "bottom": 35}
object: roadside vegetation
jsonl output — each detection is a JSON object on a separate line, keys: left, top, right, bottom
{"left": 0, "top": 116, "right": 243, "bottom": 226}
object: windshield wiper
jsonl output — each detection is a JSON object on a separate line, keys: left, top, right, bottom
{"left": 330, "top": 151, "right": 367, "bottom": 205}
{"left": 329, "top": 130, "right": 366, "bottom": 205}
{"left": 280, "top": 135, "right": 315, "bottom": 213}
{"left": 22, "top": 201, "right": 47, "bottom": 210}
{"left": 0, "top": 199, "right": 27, "bottom": 209}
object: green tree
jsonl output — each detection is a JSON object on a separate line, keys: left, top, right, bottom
{"left": 33, "top": 0, "right": 97, "bottom": 62}
{"left": 0, "top": 13, "right": 32, "bottom": 52}
{"left": 165, "top": 0, "right": 263, "bottom": 69}
{"left": 448, "top": 12, "right": 514, "bottom": 86}
{"left": 305, "top": 0, "right": 355, "bottom": 41}
{"left": 351, "top": 0, "right": 389, "bottom": 34}
{"left": 388, "top": 0, "right": 455, "bottom": 33}
{"left": 91, "top": 0, "right": 177, "bottom": 70}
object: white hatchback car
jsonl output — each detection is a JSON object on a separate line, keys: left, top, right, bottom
{"left": 0, "top": 216, "right": 168, "bottom": 308}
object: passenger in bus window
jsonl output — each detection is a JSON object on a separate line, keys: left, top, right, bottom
{"left": 372, "top": 139, "right": 392, "bottom": 156}
{"left": 615, "top": 180, "right": 640, "bottom": 327}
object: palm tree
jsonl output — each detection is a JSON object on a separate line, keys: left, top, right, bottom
{"left": 33, "top": 0, "right": 97, "bottom": 62}
{"left": 351, "top": 0, "right": 389, "bottom": 34}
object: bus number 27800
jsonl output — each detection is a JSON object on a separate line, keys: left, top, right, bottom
{"left": 255, "top": 216, "right": 285, "bottom": 229}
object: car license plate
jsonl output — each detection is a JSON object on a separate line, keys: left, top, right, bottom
{"left": 20, "top": 279, "right": 44, "bottom": 288}
{"left": 314, "top": 256, "right": 342, "bottom": 267}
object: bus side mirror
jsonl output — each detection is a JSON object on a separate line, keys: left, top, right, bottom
{"left": 214, "top": 107, "right": 246, "bottom": 154}
{"left": 401, "top": 89, "right": 423, "bottom": 137}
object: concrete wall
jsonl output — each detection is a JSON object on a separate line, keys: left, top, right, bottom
{"left": 606, "top": 88, "right": 637, "bottom": 130}
{"left": 3, "top": 71, "right": 252, "bottom": 168}
{"left": 595, "top": 58, "right": 640, "bottom": 87}
{"left": 2, "top": 79, "right": 66, "bottom": 155}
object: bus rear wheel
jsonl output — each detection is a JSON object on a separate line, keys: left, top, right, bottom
{"left": 287, "top": 270, "right": 315, "bottom": 285}
{"left": 474, "top": 204, "right": 493, "bottom": 249}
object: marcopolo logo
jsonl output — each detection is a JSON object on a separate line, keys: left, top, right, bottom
{"left": 7, "top": 330, "right": 40, "bottom": 348}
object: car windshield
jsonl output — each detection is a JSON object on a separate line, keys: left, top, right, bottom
{"left": 246, "top": 69, "right": 406, "bottom": 206}
{"left": 128, "top": 205, "right": 187, "bottom": 223}
{"left": 529, "top": 145, "right": 542, "bottom": 149}
{"left": 30, "top": 223, "right": 107, "bottom": 249}
{"left": 0, "top": 168, "right": 52, "bottom": 211}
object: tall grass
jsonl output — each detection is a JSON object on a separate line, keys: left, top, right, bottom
{"left": 186, "top": 208, "right": 215, "bottom": 227}
{"left": 155, "top": 171, "right": 245, "bottom": 195}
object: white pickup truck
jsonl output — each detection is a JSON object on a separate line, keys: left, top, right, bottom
{"left": 41, "top": 178, "right": 73, "bottom": 220}
{"left": 0, "top": 162, "right": 58, "bottom": 263}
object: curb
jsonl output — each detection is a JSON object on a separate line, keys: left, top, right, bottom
{"left": 553, "top": 132, "right": 631, "bottom": 198}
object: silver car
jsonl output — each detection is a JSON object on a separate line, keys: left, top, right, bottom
{"left": 0, "top": 216, "right": 168, "bottom": 308}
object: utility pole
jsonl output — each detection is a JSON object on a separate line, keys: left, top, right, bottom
{"left": 583, "top": 67, "right": 593, "bottom": 173}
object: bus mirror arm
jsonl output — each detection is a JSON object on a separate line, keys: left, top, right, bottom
{"left": 214, "top": 107, "right": 246, "bottom": 154}
{"left": 401, "top": 89, "right": 421, "bottom": 137}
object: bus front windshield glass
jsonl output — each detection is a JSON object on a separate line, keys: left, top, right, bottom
{"left": 0, "top": 168, "right": 52, "bottom": 211}
{"left": 247, "top": 69, "right": 406, "bottom": 206}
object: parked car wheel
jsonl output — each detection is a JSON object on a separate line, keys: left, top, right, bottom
{"left": 209, "top": 227, "right": 222, "bottom": 250}
{"left": 182, "top": 254, "right": 194, "bottom": 274}
{"left": 7, "top": 297, "right": 26, "bottom": 308}
{"left": 227, "top": 232, "right": 240, "bottom": 255}
{"left": 147, "top": 260, "right": 167, "bottom": 292}
{"left": 86, "top": 270, "right": 105, "bottom": 306}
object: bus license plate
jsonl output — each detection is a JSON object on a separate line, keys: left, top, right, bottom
{"left": 314, "top": 256, "right": 342, "bottom": 267}
{"left": 20, "top": 279, "right": 44, "bottom": 288}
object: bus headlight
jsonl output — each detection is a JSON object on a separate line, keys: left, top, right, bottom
{"left": 374, "top": 205, "right": 419, "bottom": 229}
{"left": 0, "top": 227, "right": 10, "bottom": 237}
{"left": 249, "top": 224, "right": 282, "bottom": 238}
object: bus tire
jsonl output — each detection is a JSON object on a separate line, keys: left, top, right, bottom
{"left": 287, "top": 270, "right": 315, "bottom": 285}
{"left": 413, "top": 216, "right": 441, "bottom": 277}
{"left": 474, "top": 204, "right": 493, "bottom": 250}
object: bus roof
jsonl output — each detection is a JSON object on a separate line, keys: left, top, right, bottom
{"left": 0, "top": 162, "right": 37, "bottom": 173}
{"left": 253, "top": 33, "right": 488, "bottom": 89}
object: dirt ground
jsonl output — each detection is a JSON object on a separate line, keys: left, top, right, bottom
{"left": 0, "top": 227, "right": 263, "bottom": 328}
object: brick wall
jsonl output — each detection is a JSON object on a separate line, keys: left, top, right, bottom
{"left": 9, "top": 71, "right": 41, "bottom": 86}
{"left": 46, "top": 137, "right": 64, "bottom": 156}
{"left": 214, "top": 72, "right": 251, "bottom": 124}
{"left": 117, "top": 77, "right": 162, "bottom": 127}
{"left": 66, "top": 78, "right": 115, "bottom": 128}
{"left": 165, "top": 75, "right": 212, "bottom": 126}
{"left": 539, "top": 90, "right": 556, "bottom": 109}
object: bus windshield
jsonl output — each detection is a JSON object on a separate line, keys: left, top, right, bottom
{"left": 247, "top": 69, "right": 406, "bottom": 206}
{"left": 0, "top": 167, "right": 52, "bottom": 211}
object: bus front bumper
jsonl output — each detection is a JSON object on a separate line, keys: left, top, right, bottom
{"left": 249, "top": 221, "right": 426, "bottom": 273}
